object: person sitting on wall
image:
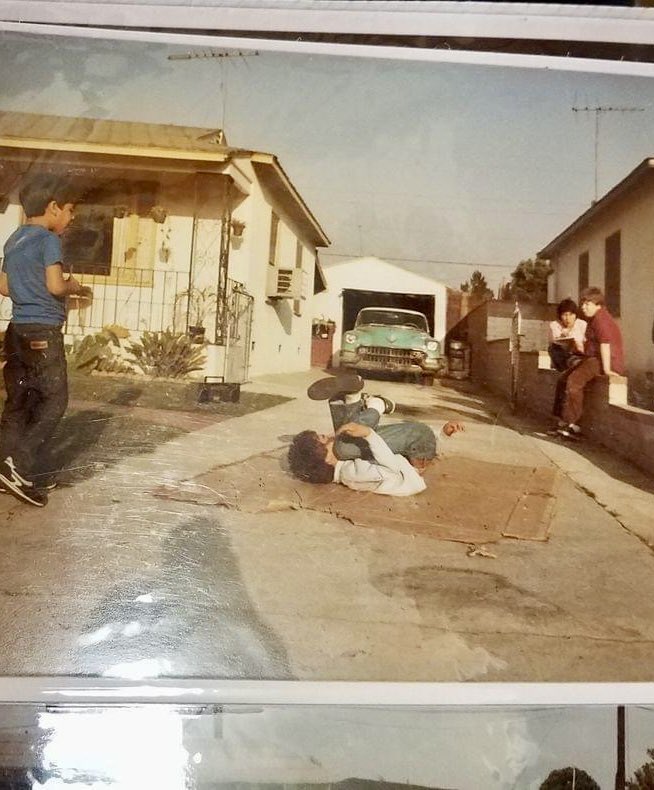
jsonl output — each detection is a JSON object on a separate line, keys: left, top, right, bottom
{"left": 553, "top": 287, "right": 624, "bottom": 439}
{"left": 287, "top": 373, "right": 464, "bottom": 496}
{"left": 548, "top": 298, "right": 587, "bottom": 372}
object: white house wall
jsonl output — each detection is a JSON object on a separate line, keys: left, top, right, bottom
{"left": 242, "top": 166, "right": 316, "bottom": 378}
{"left": 550, "top": 181, "right": 654, "bottom": 377}
{"left": 312, "top": 257, "right": 448, "bottom": 365}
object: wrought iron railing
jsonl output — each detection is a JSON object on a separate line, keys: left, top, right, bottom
{"left": 0, "top": 267, "right": 192, "bottom": 336}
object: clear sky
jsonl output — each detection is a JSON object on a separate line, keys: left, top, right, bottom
{"left": 2, "top": 31, "right": 654, "bottom": 291}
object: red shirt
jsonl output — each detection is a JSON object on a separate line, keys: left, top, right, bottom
{"left": 584, "top": 308, "right": 625, "bottom": 375}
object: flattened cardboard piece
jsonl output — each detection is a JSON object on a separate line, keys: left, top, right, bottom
{"left": 153, "top": 451, "right": 558, "bottom": 544}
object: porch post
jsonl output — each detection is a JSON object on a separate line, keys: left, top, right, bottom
{"left": 215, "top": 179, "right": 232, "bottom": 345}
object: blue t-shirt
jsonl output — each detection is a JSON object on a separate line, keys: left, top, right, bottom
{"left": 2, "top": 225, "right": 66, "bottom": 326}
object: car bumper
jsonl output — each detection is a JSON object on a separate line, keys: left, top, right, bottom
{"left": 340, "top": 351, "right": 445, "bottom": 374}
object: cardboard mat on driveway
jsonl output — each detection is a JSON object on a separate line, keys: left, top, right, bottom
{"left": 153, "top": 451, "right": 559, "bottom": 545}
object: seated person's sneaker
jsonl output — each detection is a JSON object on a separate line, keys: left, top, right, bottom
{"left": 307, "top": 374, "right": 364, "bottom": 401}
{"left": 0, "top": 456, "right": 47, "bottom": 507}
{"left": 557, "top": 423, "right": 582, "bottom": 439}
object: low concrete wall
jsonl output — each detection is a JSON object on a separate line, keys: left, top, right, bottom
{"left": 517, "top": 351, "right": 654, "bottom": 476}
{"left": 451, "top": 301, "right": 654, "bottom": 476}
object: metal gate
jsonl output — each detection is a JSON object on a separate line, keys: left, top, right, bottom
{"left": 509, "top": 301, "right": 522, "bottom": 412}
{"left": 223, "top": 280, "right": 254, "bottom": 384}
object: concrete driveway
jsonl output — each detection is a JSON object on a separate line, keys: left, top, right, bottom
{"left": 0, "top": 369, "right": 652, "bottom": 681}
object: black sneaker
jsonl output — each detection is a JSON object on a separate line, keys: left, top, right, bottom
{"left": 28, "top": 473, "right": 57, "bottom": 491}
{"left": 307, "top": 374, "right": 364, "bottom": 401}
{"left": 0, "top": 457, "right": 47, "bottom": 507}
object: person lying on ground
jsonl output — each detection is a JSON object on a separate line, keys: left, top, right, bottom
{"left": 287, "top": 373, "right": 464, "bottom": 496}
{"left": 548, "top": 298, "right": 587, "bottom": 372}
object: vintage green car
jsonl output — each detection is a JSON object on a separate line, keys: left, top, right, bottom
{"left": 339, "top": 307, "right": 445, "bottom": 384}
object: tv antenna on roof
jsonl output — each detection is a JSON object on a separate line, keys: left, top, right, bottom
{"left": 168, "top": 49, "right": 259, "bottom": 135}
{"left": 167, "top": 50, "right": 259, "bottom": 61}
{"left": 572, "top": 104, "right": 645, "bottom": 202}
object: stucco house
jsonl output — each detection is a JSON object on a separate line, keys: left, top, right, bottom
{"left": 311, "top": 256, "right": 449, "bottom": 367}
{"left": 539, "top": 157, "right": 654, "bottom": 381}
{"left": 0, "top": 111, "right": 329, "bottom": 381}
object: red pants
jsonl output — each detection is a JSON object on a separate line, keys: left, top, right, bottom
{"left": 553, "top": 357, "right": 601, "bottom": 425}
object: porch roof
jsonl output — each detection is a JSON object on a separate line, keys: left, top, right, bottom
{"left": 538, "top": 157, "right": 654, "bottom": 259}
{"left": 0, "top": 110, "right": 329, "bottom": 247}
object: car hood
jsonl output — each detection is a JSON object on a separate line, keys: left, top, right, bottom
{"left": 351, "top": 324, "right": 432, "bottom": 348}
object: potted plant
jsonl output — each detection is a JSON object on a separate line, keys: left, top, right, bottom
{"left": 231, "top": 218, "right": 246, "bottom": 238}
{"left": 175, "top": 287, "right": 217, "bottom": 344}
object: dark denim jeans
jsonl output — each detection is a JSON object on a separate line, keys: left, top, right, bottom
{"left": 329, "top": 399, "right": 436, "bottom": 462}
{"left": 0, "top": 322, "right": 68, "bottom": 475}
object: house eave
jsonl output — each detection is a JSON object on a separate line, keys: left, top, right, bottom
{"left": 250, "top": 152, "right": 330, "bottom": 248}
{"left": 0, "top": 136, "right": 233, "bottom": 166}
{"left": 538, "top": 157, "right": 654, "bottom": 259}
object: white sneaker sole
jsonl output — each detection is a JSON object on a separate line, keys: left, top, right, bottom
{"left": 0, "top": 475, "right": 46, "bottom": 507}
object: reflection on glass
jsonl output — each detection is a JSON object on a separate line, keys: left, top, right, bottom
{"left": 0, "top": 704, "right": 651, "bottom": 789}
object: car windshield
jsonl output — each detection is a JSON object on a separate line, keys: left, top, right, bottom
{"left": 355, "top": 309, "right": 428, "bottom": 332}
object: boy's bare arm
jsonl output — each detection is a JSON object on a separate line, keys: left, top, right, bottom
{"left": 0, "top": 273, "right": 9, "bottom": 297}
{"left": 45, "top": 263, "right": 92, "bottom": 297}
{"left": 599, "top": 343, "right": 616, "bottom": 376}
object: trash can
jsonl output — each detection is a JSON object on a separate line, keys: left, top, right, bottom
{"left": 448, "top": 340, "right": 471, "bottom": 380}
{"left": 311, "top": 320, "right": 336, "bottom": 368}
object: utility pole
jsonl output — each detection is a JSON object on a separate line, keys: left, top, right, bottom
{"left": 572, "top": 105, "right": 644, "bottom": 202}
{"left": 616, "top": 704, "right": 626, "bottom": 790}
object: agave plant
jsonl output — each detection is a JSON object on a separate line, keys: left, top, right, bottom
{"left": 128, "top": 330, "right": 206, "bottom": 379}
{"left": 69, "top": 328, "right": 134, "bottom": 375}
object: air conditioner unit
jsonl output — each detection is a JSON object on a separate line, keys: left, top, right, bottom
{"left": 266, "top": 266, "right": 302, "bottom": 299}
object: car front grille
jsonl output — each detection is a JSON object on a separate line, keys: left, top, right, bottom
{"left": 359, "top": 346, "right": 424, "bottom": 365}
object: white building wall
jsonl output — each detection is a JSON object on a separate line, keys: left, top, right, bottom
{"left": 312, "top": 256, "right": 448, "bottom": 366}
{"left": 243, "top": 174, "right": 317, "bottom": 378}
{"left": 550, "top": 182, "right": 654, "bottom": 377}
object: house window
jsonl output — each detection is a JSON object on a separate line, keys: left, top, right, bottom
{"left": 293, "top": 239, "right": 303, "bottom": 316}
{"left": 61, "top": 203, "right": 114, "bottom": 276}
{"left": 604, "top": 231, "right": 621, "bottom": 317}
{"left": 268, "top": 211, "right": 279, "bottom": 266}
{"left": 578, "top": 251, "right": 589, "bottom": 298}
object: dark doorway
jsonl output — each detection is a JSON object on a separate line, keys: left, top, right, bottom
{"left": 342, "top": 289, "right": 436, "bottom": 335}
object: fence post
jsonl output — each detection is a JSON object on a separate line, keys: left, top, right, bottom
{"left": 510, "top": 300, "right": 522, "bottom": 412}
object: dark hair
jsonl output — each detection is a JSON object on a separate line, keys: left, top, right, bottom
{"left": 288, "top": 430, "right": 334, "bottom": 484}
{"left": 19, "top": 174, "right": 78, "bottom": 218}
{"left": 556, "top": 298, "right": 579, "bottom": 320}
{"left": 580, "top": 287, "right": 605, "bottom": 306}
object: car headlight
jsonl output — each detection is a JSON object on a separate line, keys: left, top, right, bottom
{"left": 426, "top": 340, "right": 438, "bottom": 352}
{"left": 345, "top": 333, "right": 357, "bottom": 345}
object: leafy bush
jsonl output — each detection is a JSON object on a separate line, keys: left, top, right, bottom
{"left": 69, "top": 328, "right": 134, "bottom": 375}
{"left": 128, "top": 330, "right": 206, "bottom": 379}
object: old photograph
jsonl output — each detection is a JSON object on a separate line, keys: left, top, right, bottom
{"left": 0, "top": 26, "right": 652, "bottom": 683}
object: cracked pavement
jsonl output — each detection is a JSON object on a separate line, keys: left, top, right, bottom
{"left": 0, "top": 369, "right": 653, "bottom": 681}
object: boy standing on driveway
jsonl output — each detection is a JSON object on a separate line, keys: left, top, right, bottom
{"left": 0, "top": 174, "right": 92, "bottom": 506}
{"left": 555, "top": 287, "right": 624, "bottom": 439}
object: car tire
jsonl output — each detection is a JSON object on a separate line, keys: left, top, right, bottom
{"left": 421, "top": 374, "right": 435, "bottom": 387}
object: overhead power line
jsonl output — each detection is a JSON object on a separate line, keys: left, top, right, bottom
{"left": 320, "top": 252, "right": 513, "bottom": 269}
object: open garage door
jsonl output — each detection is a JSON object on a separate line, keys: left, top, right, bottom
{"left": 342, "top": 289, "right": 436, "bottom": 335}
